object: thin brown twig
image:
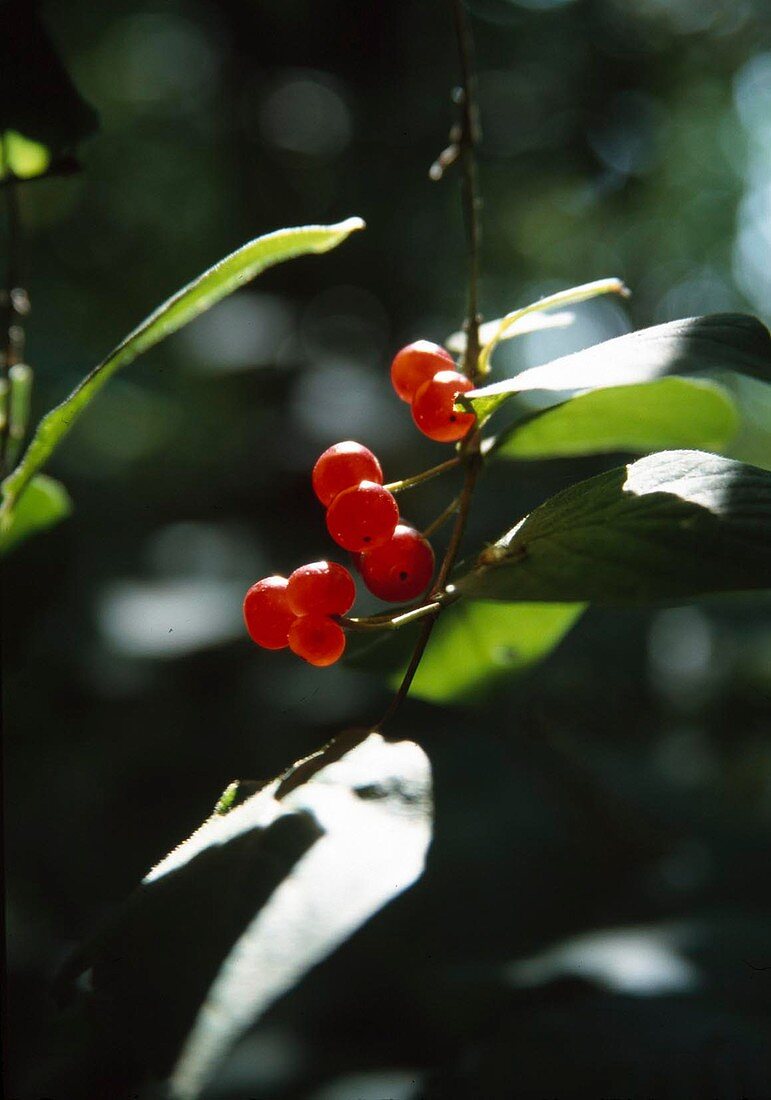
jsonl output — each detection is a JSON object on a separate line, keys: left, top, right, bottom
{"left": 373, "top": 615, "right": 436, "bottom": 730}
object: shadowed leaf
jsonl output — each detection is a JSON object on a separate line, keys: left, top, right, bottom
{"left": 458, "top": 450, "right": 771, "bottom": 604}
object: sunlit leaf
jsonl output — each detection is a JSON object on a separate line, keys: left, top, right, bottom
{"left": 461, "top": 314, "right": 771, "bottom": 426}
{"left": 0, "top": 218, "right": 364, "bottom": 523}
{"left": 0, "top": 474, "right": 71, "bottom": 555}
{"left": 492, "top": 378, "right": 738, "bottom": 460}
{"left": 57, "top": 730, "right": 432, "bottom": 1100}
{"left": 457, "top": 450, "right": 771, "bottom": 604}
{"left": 398, "top": 600, "right": 585, "bottom": 702}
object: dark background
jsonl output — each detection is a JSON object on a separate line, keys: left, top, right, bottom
{"left": 3, "top": 0, "right": 771, "bottom": 1096}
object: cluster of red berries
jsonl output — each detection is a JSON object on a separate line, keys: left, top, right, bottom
{"left": 243, "top": 562, "right": 354, "bottom": 668}
{"left": 390, "top": 339, "right": 476, "bottom": 442}
{"left": 244, "top": 442, "right": 434, "bottom": 667}
{"left": 243, "top": 340, "right": 475, "bottom": 668}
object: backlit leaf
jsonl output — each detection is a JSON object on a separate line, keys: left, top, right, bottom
{"left": 399, "top": 600, "right": 585, "bottom": 702}
{"left": 492, "top": 378, "right": 738, "bottom": 460}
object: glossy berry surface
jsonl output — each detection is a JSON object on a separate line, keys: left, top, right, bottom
{"left": 312, "top": 441, "right": 383, "bottom": 507}
{"left": 390, "top": 340, "right": 455, "bottom": 404}
{"left": 287, "top": 560, "right": 356, "bottom": 617}
{"left": 326, "top": 480, "right": 399, "bottom": 553}
{"left": 243, "top": 576, "right": 295, "bottom": 649}
{"left": 288, "top": 614, "right": 346, "bottom": 667}
{"left": 412, "top": 369, "right": 476, "bottom": 443}
{"left": 360, "top": 524, "right": 435, "bottom": 602}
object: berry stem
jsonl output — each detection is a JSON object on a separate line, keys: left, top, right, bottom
{"left": 383, "top": 454, "right": 461, "bottom": 494}
{"left": 340, "top": 590, "right": 458, "bottom": 633}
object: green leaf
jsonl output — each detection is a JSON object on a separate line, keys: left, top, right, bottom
{"left": 492, "top": 378, "right": 739, "bottom": 460}
{"left": 461, "top": 314, "right": 771, "bottom": 427}
{"left": 56, "top": 730, "right": 432, "bottom": 1100}
{"left": 398, "top": 600, "right": 585, "bottom": 703}
{"left": 0, "top": 474, "right": 71, "bottom": 555}
{"left": 457, "top": 450, "right": 771, "bottom": 605}
{"left": 0, "top": 218, "right": 364, "bottom": 522}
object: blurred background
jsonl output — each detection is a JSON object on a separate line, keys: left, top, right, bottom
{"left": 3, "top": 0, "right": 771, "bottom": 1096}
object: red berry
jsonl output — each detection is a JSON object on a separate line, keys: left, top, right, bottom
{"left": 390, "top": 340, "right": 455, "bottom": 404}
{"left": 360, "top": 524, "right": 435, "bottom": 602}
{"left": 326, "top": 480, "right": 399, "bottom": 553}
{"left": 243, "top": 576, "right": 295, "bottom": 649}
{"left": 287, "top": 560, "right": 356, "bottom": 617}
{"left": 312, "top": 441, "right": 383, "bottom": 507}
{"left": 288, "top": 614, "right": 346, "bottom": 667}
{"left": 412, "top": 369, "right": 475, "bottom": 443}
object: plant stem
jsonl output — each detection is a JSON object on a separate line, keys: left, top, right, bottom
{"left": 452, "top": 0, "right": 482, "bottom": 386}
{"left": 373, "top": 616, "right": 436, "bottom": 730}
{"left": 342, "top": 599, "right": 446, "bottom": 633}
{"left": 383, "top": 454, "right": 460, "bottom": 493}
{"left": 374, "top": 0, "right": 483, "bottom": 731}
